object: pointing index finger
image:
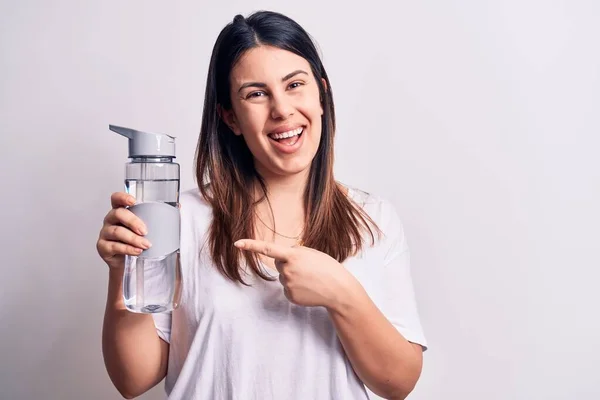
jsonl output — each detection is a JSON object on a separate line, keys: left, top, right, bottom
{"left": 234, "top": 239, "right": 290, "bottom": 261}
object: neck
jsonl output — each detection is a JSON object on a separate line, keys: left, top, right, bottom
{"left": 255, "top": 166, "right": 310, "bottom": 205}
{"left": 253, "top": 166, "right": 309, "bottom": 241}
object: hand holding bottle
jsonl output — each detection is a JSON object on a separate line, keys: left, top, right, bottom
{"left": 96, "top": 192, "right": 152, "bottom": 270}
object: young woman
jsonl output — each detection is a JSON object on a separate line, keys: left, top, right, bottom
{"left": 97, "top": 10, "right": 427, "bottom": 400}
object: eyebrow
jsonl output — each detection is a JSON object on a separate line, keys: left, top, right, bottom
{"left": 237, "top": 69, "right": 309, "bottom": 93}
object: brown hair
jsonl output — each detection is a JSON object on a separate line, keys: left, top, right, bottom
{"left": 194, "top": 11, "right": 380, "bottom": 284}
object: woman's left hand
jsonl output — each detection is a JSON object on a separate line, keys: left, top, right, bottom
{"left": 234, "top": 239, "right": 360, "bottom": 309}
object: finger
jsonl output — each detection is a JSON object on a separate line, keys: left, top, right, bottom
{"left": 278, "top": 273, "right": 286, "bottom": 286}
{"left": 97, "top": 238, "right": 143, "bottom": 257}
{"left": 104, "top": 208, "right": 146, "bottom": 236}
{"left": 234, "top": 239, "right": 290, "bottom": 261}
{"left": 102, "top": 225, "right": 151, "bottom": 250}
{"left": 111, "top": 192, "right": 136, "bottom": 209}
{"left": 104, "top": 207, "right": 147, "bottom": 236}
{"left": 282, "top": 287, "right": 293, "bottom": 302}
{"left": 274, "top": 259, "right": 285, "bottom": 273}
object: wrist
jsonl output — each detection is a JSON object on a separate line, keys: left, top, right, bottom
{"left": 326, "top": 271, "right": 365, "bottom": 315}
{"left": 109, "top": 266, "right": 125, "bottom": 282}
{"left": 107, "top": 267, "right": 126, "bottom": 310}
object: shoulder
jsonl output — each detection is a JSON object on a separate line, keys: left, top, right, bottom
{"left": 178, "top": 187, "right": 214, "bottom": 255}
{"left": 343, "top": 184, "right": 409, "bottom": 261}
{"left": 180, "top": 186, "right": 209, "bottom": 207}
{"left": 179, "top": 187, "right": 212, "bottom": 223}
{"left": 180, "top": 186, "right": 207, "bottom": 206}
{"left": 345, "top": 185, "right": 404, "bottom": 235}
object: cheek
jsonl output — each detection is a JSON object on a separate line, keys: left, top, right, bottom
{"left": 236, "top": 106, "right": 267, "bottom": 135}
{"left": 236, "top": 108, "right": 271, "bottom": 154}
{"left": 297, "top": 93, "right": 323, "bottom": 120}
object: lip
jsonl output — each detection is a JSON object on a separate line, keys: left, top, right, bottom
{"left": 268, "top": 124, "right": 306, "bottom": 135}
{"left": 268, "top": 127, "right": 305, "bottom": 155}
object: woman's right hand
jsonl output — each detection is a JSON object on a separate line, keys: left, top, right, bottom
{"left": 96, "top": 192, "right": 152, "bottom": 270}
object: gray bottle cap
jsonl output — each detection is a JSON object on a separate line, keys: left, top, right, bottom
{"left": 110, "top": 125, "right": 176, "bottom": 158}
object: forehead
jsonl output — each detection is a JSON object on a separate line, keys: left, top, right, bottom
{"left": 231, "top": 45, "right": 311, "bottom": 85}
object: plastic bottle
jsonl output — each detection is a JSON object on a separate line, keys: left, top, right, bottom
{"left": 110, "top": 124, "right": 182, "bottom": 313}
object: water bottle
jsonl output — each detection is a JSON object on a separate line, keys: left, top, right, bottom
{"left": 110, "top": 124, "right": 182, "bottom": 313}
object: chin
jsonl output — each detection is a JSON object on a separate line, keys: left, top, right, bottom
{"left": 277, "top": 161, "right": 313, "bottom": 176}
{"left": 256, "top": 136, "right": 320, "bottom": 178}
{"left": 267, "top": 153, "right": 314, "bottom": 176}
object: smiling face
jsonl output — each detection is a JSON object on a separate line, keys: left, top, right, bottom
{"left": 221, "top": 45, "right": 324, "bottom": 179}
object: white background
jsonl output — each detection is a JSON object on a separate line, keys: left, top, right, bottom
{"left": 1, "top": 1, "right": 599, "bottom": 399}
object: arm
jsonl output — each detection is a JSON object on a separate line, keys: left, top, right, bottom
{"left": 235, "top": 206, "right": 427, "bottom": 399}
{"left": 327, "top": 278, "right": 423, "bottom": 400}
{"left": 327, "top": 199, "right": 426, "bottom": 399}
{"left": 102, "top": 267, "right": 169, "bottom": 399}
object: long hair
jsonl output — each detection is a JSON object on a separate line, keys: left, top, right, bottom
{"left": 195, "top": 10, "right": 380, "bottom": 284}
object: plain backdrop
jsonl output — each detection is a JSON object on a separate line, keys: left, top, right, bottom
{"left": 1, "top": 1, "right": 599, "bottom": 399}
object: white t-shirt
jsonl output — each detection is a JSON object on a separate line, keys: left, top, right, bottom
{"left": 152, "top": 186, "right": 427, "bottom": 400}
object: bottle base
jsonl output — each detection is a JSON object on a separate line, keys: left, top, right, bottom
{"left": 125, "top": 303, "right": 176, "bottom": 313}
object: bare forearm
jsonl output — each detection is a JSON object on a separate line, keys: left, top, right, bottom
{"left": 327, "top": 281, "right": 422, "bottom": 400}
{"left": 102, "top": 268, "right": 167, "bottom": 398}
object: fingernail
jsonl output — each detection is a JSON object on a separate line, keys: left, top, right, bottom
{"left": 139, "top": 226, "right": 148, "bottom": 235}
{"left": 129, "top": 196, "right": 136, "bottom": 204}
{"left": 234, "top": 240, "right": 245, "bottom": 249}
{"left": 142, "top": 239, "right": 152, "bottom": 249}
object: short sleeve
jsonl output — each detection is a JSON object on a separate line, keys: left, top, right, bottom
{"left": 152, "top": 311, "right": 172, "bottom": 343}
{"left": 377, "top": 199, "right": 428, "bottom": 351}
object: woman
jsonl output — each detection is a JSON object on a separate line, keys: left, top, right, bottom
{"left": 97, "top": 10, "right": 427, "bottom": 400}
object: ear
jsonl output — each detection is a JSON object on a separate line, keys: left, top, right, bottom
{"left": 217, "top": 104, "right": 242, "bottom": 135}
{"left": 320, "top": 78, "right": 328, "bottom": 115}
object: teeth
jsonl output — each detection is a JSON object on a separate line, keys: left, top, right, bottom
{"left": 270, "top": 127, "right": 303, "bottom": 140}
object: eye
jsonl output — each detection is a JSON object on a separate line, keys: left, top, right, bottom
{"left": 247, "top": 91, "right": 267, "bottom": 99}
{"left": 288, "top": 81, "right": 304, "bottom": 90}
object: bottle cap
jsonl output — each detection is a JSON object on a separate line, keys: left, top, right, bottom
{"left": 110, "top": 125, "right": 176, "bottom": 158}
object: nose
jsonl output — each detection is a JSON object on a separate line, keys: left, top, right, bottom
{"left": 270, "top": 93, "right": 294, "bottom": 120}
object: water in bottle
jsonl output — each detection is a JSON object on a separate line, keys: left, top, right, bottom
{"left": 110, "top": 124, "right": 182, "bottom": 313}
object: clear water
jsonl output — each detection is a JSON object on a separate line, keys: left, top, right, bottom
{"left": 124, "top": 178, "right": 181, "bottom": 313}
{"left": 123, "top": 250, "right": 181, "bottom": 313}
{"left": 125, "top": 179, "right": 179, "bottom": 206}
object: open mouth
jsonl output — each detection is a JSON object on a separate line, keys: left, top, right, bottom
{"left": 267, "top": 126, "right": 304, "bottom": 146}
